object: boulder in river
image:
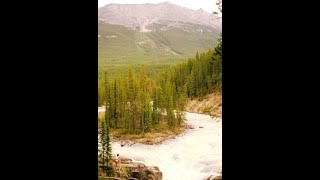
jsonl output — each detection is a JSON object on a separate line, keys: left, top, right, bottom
{"left": 119, "top": 159, "right": 162, "bottom": 180}
{"left": 199, "top": 126, "right": 204, "bottom": 128}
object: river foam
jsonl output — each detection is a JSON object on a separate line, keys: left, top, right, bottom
{"left": 102, "top": 112, "right": 222, "bottom": 180}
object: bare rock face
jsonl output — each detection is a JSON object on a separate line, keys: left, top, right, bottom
{"left": 98, "top": 2, "right": 221, "bottom": 31}
{"left": 99, "top": 157, "right": 162, "bottom": 179}
{"left": 119, "top": 158, "right": 162, "bottom": 180}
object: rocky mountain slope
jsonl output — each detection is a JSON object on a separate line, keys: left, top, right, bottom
{"left": 98, "top": 1, "right": 221, "bottom": 32}
{"left": 98, "top": 2, "right": 222, "bottom": 78}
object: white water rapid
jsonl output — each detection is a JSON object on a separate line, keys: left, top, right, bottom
{"left": 99, "top": 111, "right": 222, "bottom": 180}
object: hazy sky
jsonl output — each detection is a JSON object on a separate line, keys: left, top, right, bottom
{"left": 98, "top": 0, "right": 220, "bottom": 14}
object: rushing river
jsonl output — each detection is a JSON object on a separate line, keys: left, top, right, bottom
{"left": 99, "top": 111, "right": 222, "bottom": 180}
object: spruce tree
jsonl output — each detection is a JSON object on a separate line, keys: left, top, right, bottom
{"left": 106, "top": 119, "right": 112, "bottom": 166}
{"left": 100, "top": 121, "right": 107, "bottom": 170}
{"left": 103, "top": 72, "right": 112, "bottom": 166}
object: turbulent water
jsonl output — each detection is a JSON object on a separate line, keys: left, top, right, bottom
{"left": 99, "top": 112, "right": 222, "bottom": 180}
{"left": 98, "top": 106, "right": 105, "bottom": 113}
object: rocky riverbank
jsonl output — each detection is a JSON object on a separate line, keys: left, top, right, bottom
{"left": 110, "top": 122, "right": 192, "bottom": 146}
{"left": 98, "top": 156, "right": 162, "bottom": 180}
{"left": 185, "top": 93, "right": 222, "bottom": 118}
{"left": 205, "top": 172, "right": 222, "bottom": 180}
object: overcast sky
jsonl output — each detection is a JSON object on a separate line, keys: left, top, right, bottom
{"left": 98, "top": 0, "right": 221, "bottom": 14}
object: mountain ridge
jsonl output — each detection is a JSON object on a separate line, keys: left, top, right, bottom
{"left": 98, "top": 2, "right": 221, "bottom": 31}
{"left": 98, "top": 2, "right": 221, "bottom": 79}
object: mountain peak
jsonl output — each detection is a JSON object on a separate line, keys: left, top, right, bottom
{"left": 158, "top": 1, "right": 175, "bottom": 6}
{"left": 160, "top": 1, "right": 171, "bottom": 4}
{"left": 98, "top": 2, "right": 222, "bottom": 30}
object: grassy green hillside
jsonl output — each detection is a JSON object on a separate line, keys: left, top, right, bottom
{"left": 98, "top": 22, "right": 220, "bottom": 79}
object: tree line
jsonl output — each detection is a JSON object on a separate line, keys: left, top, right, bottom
{"left": 99, "top": 34, "right": 222, "bottom": 134}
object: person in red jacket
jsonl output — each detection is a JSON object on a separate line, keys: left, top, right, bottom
{"left": 114, "top": 154, "right": 120, "bottom": 170}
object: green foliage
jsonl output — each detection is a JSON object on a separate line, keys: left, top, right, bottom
{"left": 99, "top": 34, "right": 222, "bottom": 135}
{"left": 98, "top": 22, "right": 220, "bottom": 80}
{"left": 100, "top": 121, "right": 106, "bottom": 169}
{"left": 201, "top": 105, "right": 213, "bottom": 114}
{"left": 105, "top": 166, "right": 114, "bottom": 177}
{"left": 100, "top": 120, "right": 112, "bottom": 168}
{"left": 98, "top": 165, "right": 114, "bottom": 178}
{"left": 103, "top": 73, "right": 112, "bottom": 165}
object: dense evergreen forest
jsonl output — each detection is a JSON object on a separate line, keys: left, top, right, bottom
{"left": 99, "top": 34, "right": 221, "bottom": 134}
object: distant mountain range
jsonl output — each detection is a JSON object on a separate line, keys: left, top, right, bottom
{"left": 98, "top": 1, "right": 221, "bottom": 32}
{"left": 98, "top": 1, "right": 222, "bottom": 74}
